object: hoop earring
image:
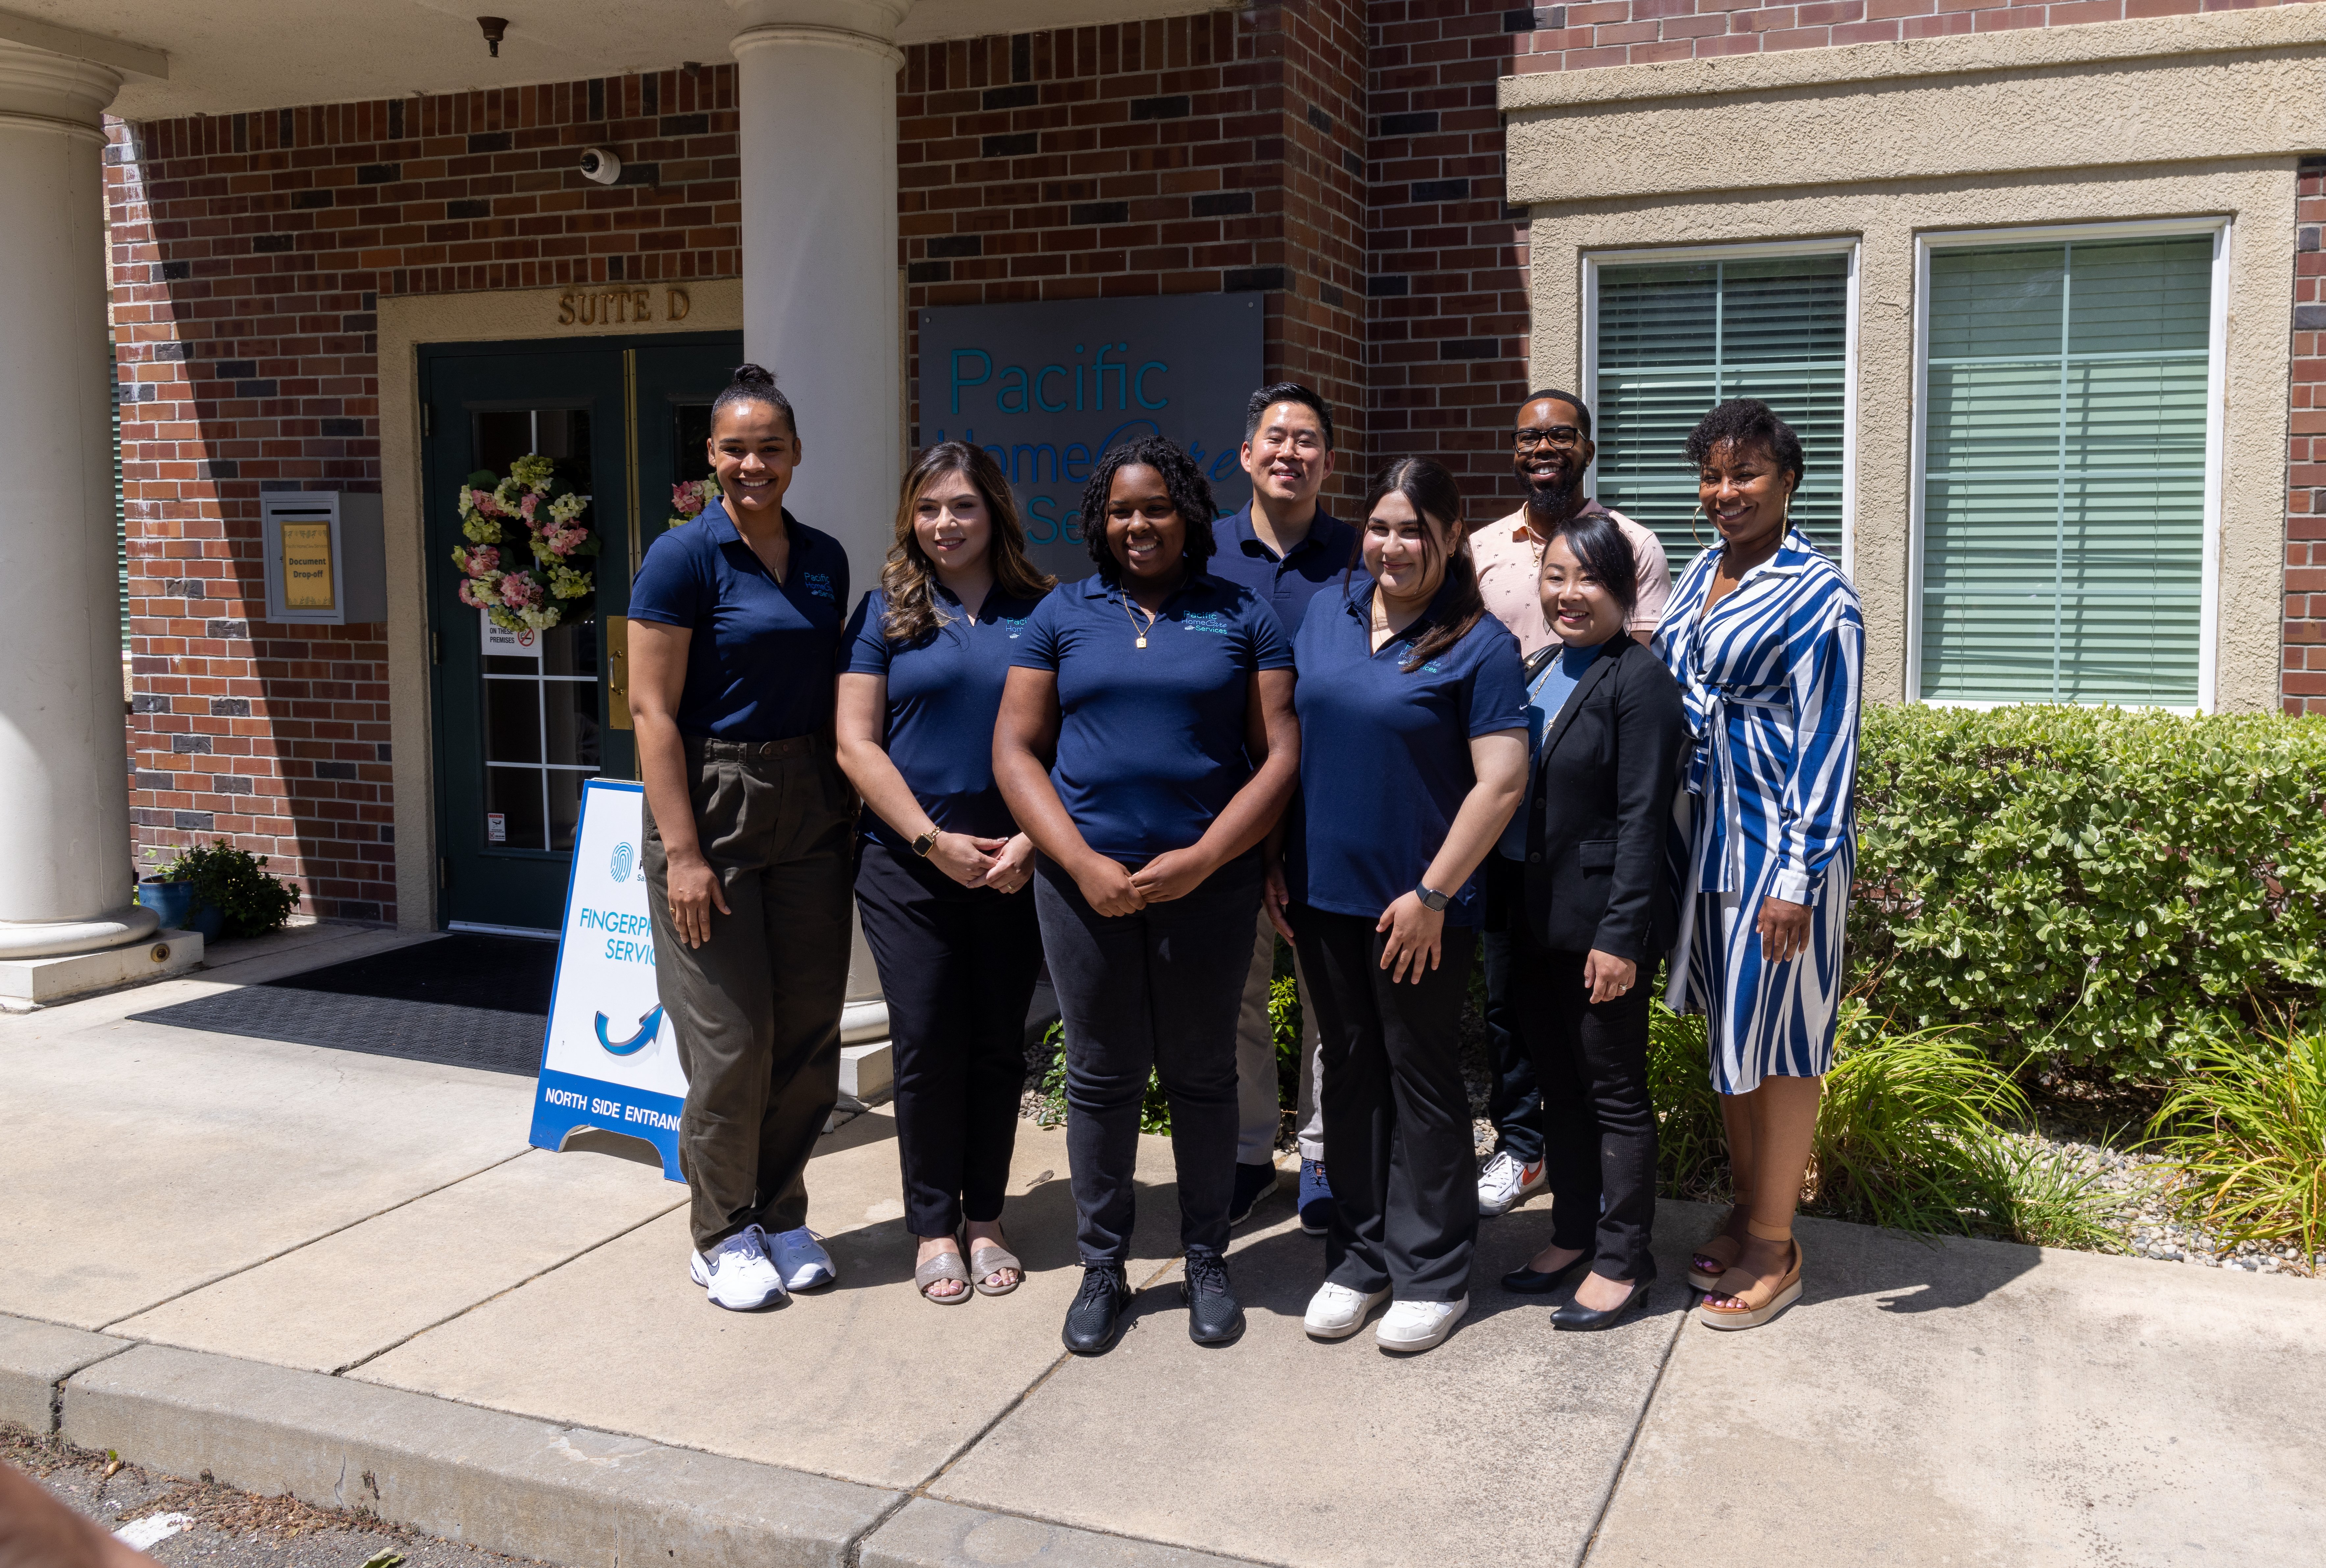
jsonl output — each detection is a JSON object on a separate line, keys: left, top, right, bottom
{"left": 1687, "top": 503, "right": 1708, "bottom": 554}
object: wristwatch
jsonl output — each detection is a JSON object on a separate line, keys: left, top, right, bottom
{"left": 1414, "top": 883, "right": 1452, "bottom": 913}
{"left": 911, "top": 827, "right": 941, "bottom": 858}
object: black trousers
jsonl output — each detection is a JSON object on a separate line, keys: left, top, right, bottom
{"left": 1033, "top": 850, "right": 1260, "bottom": 1266}
{"left": 1508, "top": 918, "right": 1658, "bottom": 1283}
{"left": 1295, "top": 907, "right": 1478, "bottom": 1302}
{"left": 1479, "top": 855, "right": 1545, "bottom": 1165}
{"left": 854, "top": 839, "right": 1043, "bottom": 1237}
{"left": 644, "top": 736, "right": 856, "bottom": 1254}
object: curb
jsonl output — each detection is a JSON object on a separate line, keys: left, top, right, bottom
{"left": 4, "top": 1322, "right": 1257, "bottom": 1568}
{"left": 59, "top": 1344, "right": 890, "bottom": 1568}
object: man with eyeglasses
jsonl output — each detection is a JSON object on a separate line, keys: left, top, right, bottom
{"left": 1470, "top": 389, "right": 1671, "bottom": 1221}
{"left": 1206, "top": 383, "right": 1351, "bottom": 1240}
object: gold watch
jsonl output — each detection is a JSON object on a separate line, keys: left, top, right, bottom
{"left": 911, "top": 827, "right": 941, "bottom": 858}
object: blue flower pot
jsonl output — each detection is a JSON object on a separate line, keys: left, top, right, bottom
{"left": 138, "top": 878, "right": 195, "bottom": 931}
{"left": 190, "top": 902, "right": 225, "bottom": 942}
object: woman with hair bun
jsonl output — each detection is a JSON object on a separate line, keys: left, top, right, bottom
{"left": 1275, "top": 456, "right": 1529, "bottom": 1355}
{"left": 1657, "top": 397, "right": 1864, "bottom": 1332}
{"left": 993, "top": 436, "right": 1301, "bottom": 1357}
{"left": 628, "top": 363, "right": 856, "bottom": 1313}
{"left": 838, "top": 442, "right": 1056, "bottom": 1306}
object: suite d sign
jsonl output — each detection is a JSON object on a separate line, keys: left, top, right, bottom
{"left": 916, "top": 294, "right": 1264, "bottom": 581}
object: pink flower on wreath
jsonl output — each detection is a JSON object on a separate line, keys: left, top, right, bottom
{"left": 462, "top": 545, "right": 501, "bottom": 576}
{"left": 520, "top": 491, "right": 540, "bottom": 522}
{"left": 471, "top": 487, "right": 502, "bottom": 517}
{"left": 498, "top": 573, "right": 542, "bottom": 608}
{"left": 551, "top": 525, "right": 589, "bottom": 556}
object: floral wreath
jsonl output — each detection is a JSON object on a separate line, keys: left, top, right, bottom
{"left": 669, "top": 477, "right": 720, "bottom": 529}
{"left": 452, "top": 454, "right": 599, "bottom": 632}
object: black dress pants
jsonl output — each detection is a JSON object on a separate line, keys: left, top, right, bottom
{"left": 855, "top": 839, "right": 1044, "bottom": 1238}
{"left": 1508, "top": 918, "right": 1658, "bottom": 1283}
{"left": 1294, "top": 907, "right": 1478, "bottom": 1302}
{"left": 1033, "top": 850, "right": 1260, "bottom": 1266}
{"left": 644, "top": 736, "right": 856, "bottom": 1254}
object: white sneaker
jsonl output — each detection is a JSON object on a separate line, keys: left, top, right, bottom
{"left": 768, "top": 1226, "right": 837, "bottom": 1291}
{"left": 689, "top": 1225, "right": 786, "bottom": 1311}
{"left": 1477, "top": 1150, "right": 1546, "bottom": 1217}
{"left": 1376, "top": 1296, "right": 1467, "bottom": 1353}
{"left": 1303, "top": 1281, "right": 1391, "bottom": 1340}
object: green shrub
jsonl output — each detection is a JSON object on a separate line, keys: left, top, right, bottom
{"left": 1646, "top": 998, "right": 1728, "bottom": 1201}
{"left": 1852, "top": 706, "right": 2326, "bottom": 1080}
{"left": 2145, "top": 1016, "right": 2326, "bottom": 1258}
{"left": 154, "top": 839, "right": 302, "bottom": 938}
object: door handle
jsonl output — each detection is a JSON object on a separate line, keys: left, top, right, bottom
{"left": 607, "top": 615, "right": 632, "bottom": 731}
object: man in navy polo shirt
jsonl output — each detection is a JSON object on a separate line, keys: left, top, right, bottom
{"left": 1208, "top": 383, "right": 1353, "bottom": 1237}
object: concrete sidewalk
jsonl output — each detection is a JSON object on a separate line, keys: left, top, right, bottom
{"left": 3, "top": 931, "right": 2321, "bottom": 1567}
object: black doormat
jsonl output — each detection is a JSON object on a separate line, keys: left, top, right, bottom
{"left": 125, "top": 935, "right": 560, "bottom": 1077}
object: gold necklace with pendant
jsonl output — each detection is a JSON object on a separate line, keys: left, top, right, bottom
{"left": 1123, "top": 592, "right": 1159, "bottom": 649}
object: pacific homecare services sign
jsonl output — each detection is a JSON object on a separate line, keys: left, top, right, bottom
{"left": 529, "top": 779, "right": 685, "bottom": 1182}
{"left": 916, "top": 294, "right": 1265, "bottom": 582}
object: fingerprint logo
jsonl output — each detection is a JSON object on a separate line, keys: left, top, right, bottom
{"left": 610, "top": 841, "right": 635, "bottom": 883}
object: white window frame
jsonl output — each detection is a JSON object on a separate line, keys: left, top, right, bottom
{"left": 1581, "top": 237, "right": 1862, "bottom": 579}
{"left": 1907, "top": 217, "right": 2230, "bottom": 713}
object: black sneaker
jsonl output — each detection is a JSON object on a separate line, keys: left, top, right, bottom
{"left": 1182, "top": 1247, "right": 1246, "bottom": 1347}
{"left": 1227, "top": 1161, "right": 1279, "bottom": 1227}
{"left": 1062, "top": 1264, "right": 1130, "bottom": 1356}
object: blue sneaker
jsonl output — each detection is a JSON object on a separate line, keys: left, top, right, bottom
{"left": 1297, "top": 1158, "right": 1333, "bottom": 1236}
{"left": 689, "top": 1224, "right": 786, "bottom": 1311}
{"left": 768, "top": 1226, "right": 837, "bottom": 1291}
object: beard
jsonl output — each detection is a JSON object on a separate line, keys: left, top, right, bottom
{"left": 1523, "top": 470, "right": 1578, "bottom": 522}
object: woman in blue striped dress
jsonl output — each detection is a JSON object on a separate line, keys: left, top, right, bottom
{"left": 1653, "top": 398, "right": 1863, "bottom": 1332}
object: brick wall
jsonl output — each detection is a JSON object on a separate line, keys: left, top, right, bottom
{"left": 898, "top": 2, "right": 1372, "bottom": 504}
{"left": 2287, "top": 155, "right": 2326, "bottom": 714}
{"left": 1498, "top": 0, "right": 2317, "bottom": 69}
{"left": 108, "top": 70, "right": 741, "bottom": 921}
{"left": 1367, "top": 2, "right": 1534, "bottom": 518}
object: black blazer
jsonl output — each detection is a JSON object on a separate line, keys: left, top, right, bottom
{"left": 1518, "top": 633, "right": 1689, "bottom": 962}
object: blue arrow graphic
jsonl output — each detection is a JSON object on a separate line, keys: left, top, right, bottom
{"left": 595, "top": 1004, "right": 664, "bottom": 1056}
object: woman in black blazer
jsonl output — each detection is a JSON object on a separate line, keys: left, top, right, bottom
{"left": 1498, "top": 509, "right": 1687, "bottom": 1329}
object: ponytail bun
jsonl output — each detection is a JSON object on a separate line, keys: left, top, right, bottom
{"left": 712, "top": 362, "right": 799, "bottom": 435}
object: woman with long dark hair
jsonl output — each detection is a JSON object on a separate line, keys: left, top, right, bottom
{"left": 993, "top": 436, "right": 1300, "bottom": 1356}
{"left": 628, "top": 364, "right": 854, "bottom": 1311}
{"left": 837, "top": 442, "right": 1056, "bottom": 1305}
{"left": 1658, "top": 398, "right": 1863, "bottom": 1331}
{"left": 1498, "top": 510, "right": 1687, "bottom": 1329}
{"left": 1271, "top": 457, "right": 1528, "bottom": 1354}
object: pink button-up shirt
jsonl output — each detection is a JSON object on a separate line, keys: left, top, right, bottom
{"left": 1471, "top": 501, "right": 1672, "bottom": 656}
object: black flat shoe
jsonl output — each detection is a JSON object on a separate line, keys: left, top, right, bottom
{"left": 1062, "top": 1264, "right": 1130, "bottom": 1355}
{"left": 1552, "top": 1280, "right": 1649, "bottom": 1331}
{"left": 1500, "top": 1255, "right": 1587, "bottom": 1294}
{"left": 1182, "top": 1247, "right": 1245, "bottom": 1347}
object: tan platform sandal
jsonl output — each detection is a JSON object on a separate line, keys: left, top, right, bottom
{"left": 969, "top": 1234, "right": 1023, "bottom": 1298}
{"left": 1688, "top": 1213, "right": 1746, "bottom": 1291}
{"left": 1696, "top": 1222, "right": 1802, "bottom": 1331}
{"left": 916, "top": 1247, "right": 972, "bottom": 1304}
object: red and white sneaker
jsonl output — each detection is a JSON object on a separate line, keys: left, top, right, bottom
{"left": 1476, "top": 1150, "right": 1546, "bottom": 1217}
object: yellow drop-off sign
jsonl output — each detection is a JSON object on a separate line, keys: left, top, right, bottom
{"left": 281, "top": 522, "right": 334, "bottom": 610}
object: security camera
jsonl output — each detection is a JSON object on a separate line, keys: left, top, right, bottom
{"left": 579, "top": 147, "right": 622, "bottom": 185}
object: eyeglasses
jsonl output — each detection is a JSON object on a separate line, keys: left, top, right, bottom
{"left": 1103, "top": 500, "right": 1180, "bottom": 522}
{"left": 1512, "top": 426, "right": 1583, "bottom": 451}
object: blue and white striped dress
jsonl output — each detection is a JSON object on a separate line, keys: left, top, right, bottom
{"left": 1653, "top": 529, "right": 1864, "bottom": 1094}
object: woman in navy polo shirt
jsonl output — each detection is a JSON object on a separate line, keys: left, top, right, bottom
{"left": 1274, "top": 456, "right": 1529, "bottom": 1355}
{"left": 993, "top": 436, "right": 1300, "bottom": 1357}
{"left": 628, "top": 364, "right": 855, "bottom": 1314}
{"left": 837, "top": 442, "right": 1055, "bottom": 1306}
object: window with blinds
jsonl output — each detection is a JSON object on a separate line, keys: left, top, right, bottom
{"left": 1592, "top": 252, "right": 1851, "bottom": 575}
{"left": 1918, "top": 235, "right": 2213, "bottom": 706}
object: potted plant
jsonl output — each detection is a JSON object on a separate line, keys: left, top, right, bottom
{"left": 147, "top": 840, "right": 302, "bottom": 941}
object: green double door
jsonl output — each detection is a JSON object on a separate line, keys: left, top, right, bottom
{"left": 422, "top": 333, "right": 741, "bottom": 931}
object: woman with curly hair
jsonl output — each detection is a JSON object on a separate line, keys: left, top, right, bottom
{"left": 1656, "top": 397, "right": 1863, "bottom": 1332}
{"left": 837, "top": 441, "right": 1056, "bottom": 1306}
{"left": 994, "top": 436, "right": 1301, "bottom": 1356}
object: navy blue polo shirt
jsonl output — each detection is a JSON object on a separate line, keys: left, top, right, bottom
{"left": 1206, "top": 503, "right": 1360, "bottom": 644}
{"left": 1010, "top": 572, "right": 1292, "bottom": 865}
{"left": 627, "top": 501, "right": 849, "bottom": 741}
{"left": 1289, "top": 582, "right": 1529, "bottom": 925}
{"left": 843, "top": 584, "right": 1046, "bottom": 853}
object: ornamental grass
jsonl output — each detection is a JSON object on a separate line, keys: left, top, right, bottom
{"left": 2144, "top": 1017, "right": 2326, "bottom": 1261}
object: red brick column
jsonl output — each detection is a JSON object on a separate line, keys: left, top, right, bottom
{"left": 2288, "top": 155, "right": 2326, "bottom": 714}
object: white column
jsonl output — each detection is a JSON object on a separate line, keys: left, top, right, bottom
{"left": 728, "top": 0, "right": 908, "bottom": 589}
{"left": 0, "top": 41, "right": 153, "bottom": 960}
